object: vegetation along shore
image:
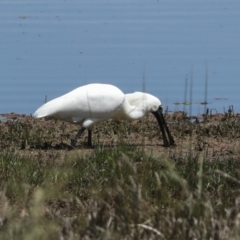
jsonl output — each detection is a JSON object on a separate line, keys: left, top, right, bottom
{"left": 0, "top": 110, "right": 240, "bottom": 239}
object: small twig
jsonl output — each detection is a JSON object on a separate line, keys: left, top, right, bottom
{"left": 131, "top": 223, "right": 165, "bottom": 238}
{"left": 215, "top": 170, "right": 240, "bottom": 185}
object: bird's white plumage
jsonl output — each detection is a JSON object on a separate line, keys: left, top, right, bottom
{"left": 125, "top": 92, "right": 161, "bottom": 117}
{"left": 33, "top": 83, "right": 161, "bottom": 129}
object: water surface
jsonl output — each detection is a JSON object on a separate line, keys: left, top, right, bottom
{"left": 1, "top": 0, "right": 239, "bottom": 115}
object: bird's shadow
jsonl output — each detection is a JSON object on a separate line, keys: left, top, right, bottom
{"left": 91, "top": 143, "right": 171, "bottom": 149}
{"left": 31, "top": 142, "right": 80, "bottom": 151}
{"left": 30, "top": 141, "right": 169, "bottom": 151}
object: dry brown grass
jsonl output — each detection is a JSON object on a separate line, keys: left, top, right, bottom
{"left": 0, "top": 111, "right": 240, "bottom": 239}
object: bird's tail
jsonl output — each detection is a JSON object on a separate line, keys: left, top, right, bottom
{"left": 33, "top": 99, "right": 61, "bottom": 118}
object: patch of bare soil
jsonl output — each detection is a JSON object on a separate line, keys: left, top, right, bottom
{"left": 1, "top": 111, "right": 240, "bottom": 162}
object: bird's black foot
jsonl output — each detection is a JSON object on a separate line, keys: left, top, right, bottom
{"left": 70, "top": 138, "right": 77, "bottom": 147}
{"left": 83, "top": 142, "right": 94, "bottom": 148}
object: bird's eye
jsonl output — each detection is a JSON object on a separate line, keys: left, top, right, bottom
{"left": 151, "top": 105, "right": 158, "bottom": 112}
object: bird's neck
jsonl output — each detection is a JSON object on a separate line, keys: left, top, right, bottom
{"left": 128, "top": 108, "right": 148, "bottom": 120}
{"left": 123, "top": 100, "right": 149, "bottom": 120}
{"left": 111, "top": 98, "right": 149, "bottom": 121}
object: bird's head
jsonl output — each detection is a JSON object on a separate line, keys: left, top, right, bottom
{"left": 135, "top": 92, "right": 175, "bottom": 147}
{"left": 143, "top": 93, "right": 162, "bottom": 113}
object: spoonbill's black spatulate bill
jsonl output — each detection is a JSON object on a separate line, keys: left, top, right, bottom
{"left": 33, "top": 83, "right": 175, "bottom": 147}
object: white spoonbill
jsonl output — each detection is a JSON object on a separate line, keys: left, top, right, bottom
{"left": 33, "top": 83, "right": 175, "bottom": 147}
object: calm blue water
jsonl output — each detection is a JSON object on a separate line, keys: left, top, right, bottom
{"left": 1, "top": 0, "right": 240, "bottom": 116}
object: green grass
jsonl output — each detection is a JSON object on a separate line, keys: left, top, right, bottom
{"left": 0, "top": 113, "right": 240, "bottom": 239}
{"left": 0, "top": 146, "right": 240, "bottom": 239}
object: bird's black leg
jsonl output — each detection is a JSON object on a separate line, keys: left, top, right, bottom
{"left": 71, "top": 127, "right": 86, "bottom": 146}
{"left": 87, "top": 130, "right": 92, "bottom": 147}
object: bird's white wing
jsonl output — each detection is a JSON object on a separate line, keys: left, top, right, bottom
{"left": 33, "top": 84, "right": 125, "bottom": 124}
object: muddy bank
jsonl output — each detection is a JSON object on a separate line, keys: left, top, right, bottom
{"left": 1, "top": 111, "right": 240, "bottom": 162}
